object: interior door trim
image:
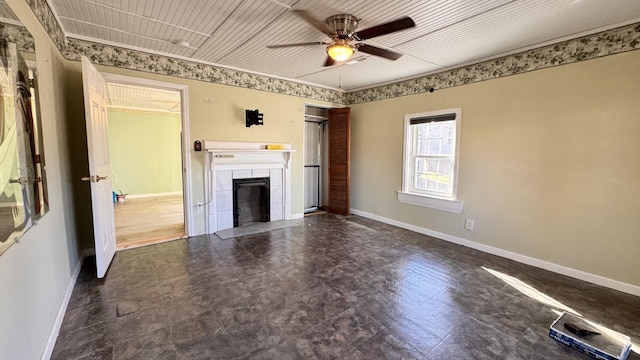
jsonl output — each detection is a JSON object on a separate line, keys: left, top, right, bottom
{"left": 100, "top": 72, "right": 194, "bottom": 237}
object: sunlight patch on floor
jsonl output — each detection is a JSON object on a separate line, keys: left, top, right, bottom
{"left": 483, "top": 267, "right": 637, "bottom": 355}
{"left": 482, "top": 266, "right": 581, "bottom": 316}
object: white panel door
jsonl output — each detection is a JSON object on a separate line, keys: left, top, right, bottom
{"left": 81, "top": 56, "right": 116, "bottom": 278}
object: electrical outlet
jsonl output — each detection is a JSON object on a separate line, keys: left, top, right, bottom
{"left": 464, "top": 219, "right": 474, "bottom": 231}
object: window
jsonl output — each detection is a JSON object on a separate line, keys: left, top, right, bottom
{"left": 398, "top": 108, "right": 463, "bottom": 212}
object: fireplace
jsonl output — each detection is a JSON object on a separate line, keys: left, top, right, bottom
{"left": 233, "top": 177, "right": 270, "bottom": 227}
{"left": 204, "top": 141, "right": 295, "bottom": 233}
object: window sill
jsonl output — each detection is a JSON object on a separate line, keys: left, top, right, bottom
{"left": 397, "top": 191, "right": 463, "bottom": 213}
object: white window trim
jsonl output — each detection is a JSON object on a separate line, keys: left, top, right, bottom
{"left": 397, "top": 191, "right": 463, "bottom": 213}
{"left": 399, "top": 108, "right": 463, "bottom": 213}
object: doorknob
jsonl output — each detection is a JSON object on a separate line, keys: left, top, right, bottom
{"left": 9, "top": 177, "right": 28, "bottom": 185}
{"left": 81, "top": 175, "right": 108, "bottom": 182}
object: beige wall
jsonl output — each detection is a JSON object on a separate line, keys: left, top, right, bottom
{"left": 64, "top": 61, "right": 335, "bottom": 235}
{"left": 0, "top": 0, "right": 80, "bottom": 359}
{"left": 350, "top": 50, "right": 640, "bottom": 287}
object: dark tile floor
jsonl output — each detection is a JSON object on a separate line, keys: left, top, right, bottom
{"left": 52, "top": 214, "right": 640, "bottom": 360}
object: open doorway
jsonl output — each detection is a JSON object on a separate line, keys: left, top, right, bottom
{"left": 304, "top": 105, "right": 329, "bottom": 215}
{"left": 304, "top": 105, "right": 352, "bottom": 216}
{"left": 102, "top": 75, "right": 192, "bottom": 250}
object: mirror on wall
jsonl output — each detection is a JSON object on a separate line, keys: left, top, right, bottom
{"left": 0, "top": 1, "right": 49, "bottom": 256}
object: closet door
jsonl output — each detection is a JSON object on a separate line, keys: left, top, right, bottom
{"left": 328, "top": 107, "right": 350, "bottom": 215}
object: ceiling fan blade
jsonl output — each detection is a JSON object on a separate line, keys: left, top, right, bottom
{"left": 355, "top": 16, "right": 415, "bottom": 40}
{"left": 357, "top": 44, "right": 403, "bottom": 60}
{"left": 292, "top": 10, "right": 335, "bottom": 35}
{"left": 267, "top": 41, "right": 327, "bottom": 49}
{"left": 324, "top": 56, "right": 336, "bottom": 67}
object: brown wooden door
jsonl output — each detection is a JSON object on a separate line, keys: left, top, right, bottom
{"left": 328, "top": 107, "right": 351, "bottom": 215}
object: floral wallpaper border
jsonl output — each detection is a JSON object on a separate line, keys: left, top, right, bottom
{"left": 25, "top": 0, "right": 66, "bottom": 54}
{"left": 345, "top": 23, "right": 640, "bottom": 104}
{"left": 64, "top": 38, "right": 344, "bottom": 104}
{"left": 0, "top": 23, "right": 35, "bottom": 53}
{"left": 21, "top": 0, "right": 640, "bottom": 105}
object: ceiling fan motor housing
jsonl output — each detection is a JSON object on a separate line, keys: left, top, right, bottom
{"left": 266, "top": 10, "right": 413, "bottom": 65}
{"left": 326, "top": 14, "right": 360, "bottom": 38}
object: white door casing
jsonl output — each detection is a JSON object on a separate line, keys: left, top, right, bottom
{"left": 81, "top": 56, "right": 116, "bottom": 278}
{"left": 100, "top": 72, "right": 194, "bottom": 237}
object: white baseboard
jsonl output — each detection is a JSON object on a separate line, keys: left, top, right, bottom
{"left": 290, "top": 213, "right": 304, "bottom": 220}
{"left": 350, "top": 208, "right": 640, "bottom": 297}
{"left": 40, "top": 248, "right": 92, "bottom": 360}
{"left": 126, "top": 191, "right": 182, "bottom": 199}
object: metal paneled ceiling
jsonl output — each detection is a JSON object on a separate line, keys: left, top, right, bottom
{"left": 48, "top": 0, "right": 640, "bottom": 91}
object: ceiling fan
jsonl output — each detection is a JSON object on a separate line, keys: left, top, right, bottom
{"left": 267, "top": 10, "right": 416, "bottom": 66}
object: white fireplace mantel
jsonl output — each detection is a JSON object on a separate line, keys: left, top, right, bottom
{"left": 203, "top": 141, "right": 295, "bottom": 233}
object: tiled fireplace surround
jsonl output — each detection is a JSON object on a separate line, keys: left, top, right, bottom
{"left": 204, "top": 141, "right": 294, "bottom": 233}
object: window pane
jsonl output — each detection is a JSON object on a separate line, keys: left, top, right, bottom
{"left": 413, "top": 157, "right": 453, "bottom": 195}
{"left": 417, "top": 124, "right": 428, "bottom": 138}
{"left": 414, "top": 158, "right": 426, "bottom": 190}
{"left": 445, "top": 121, "right": 456, "bottom": 139}
{"left": 426, "top": 179, "right": 437, "bottom": 191}
{"left": 415, "top": 125, "right": 428, "bottom": 155}
{"left": 415, "top": 173, "right": 427, "bottom": 190}
{"left": 441, "top": 138, "right": 453, "bottom": 155}
{"left": 438, "top": 159, "right": 451, "bottom": 175}
{"left": 428, "top": 139, "right": 439, "bottom": 154}
{"left": 427, "top": 159, "right": 438, "bottom": 173}
{"left": 430, "top": 124, "right": 441, "bottom": 137}
{"left": 417, "top": 139, "right": 428, "bottom": 155}
{"left": 412, "top": 120, "right": 455, "bottom": 156}
{"left": 416, "top": 158, "right": 425, "bottom": 173}
{"left": 437, "top": 181, "right": 450, "bottom": 193}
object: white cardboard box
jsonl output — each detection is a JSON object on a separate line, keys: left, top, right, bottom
{"left": 549, "top": 311, "right": 632, "bottom": 360}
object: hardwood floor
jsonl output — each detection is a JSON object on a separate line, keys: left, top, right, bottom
{"left": 114, "top": 194, "right": 185, "bottom": 250}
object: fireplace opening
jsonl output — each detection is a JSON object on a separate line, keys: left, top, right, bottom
{"left": 233, "top": 177, "right": 270, "bottom": 227}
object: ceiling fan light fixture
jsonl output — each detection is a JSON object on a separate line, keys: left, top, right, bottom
{"left": 327, "top": 40, "right": 355, "bottom": 62}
